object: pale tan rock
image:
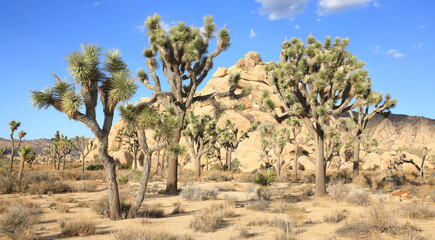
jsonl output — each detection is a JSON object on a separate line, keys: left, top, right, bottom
{"left": 112, "top": 149, "right": 133, "bottom": 165}
{"left": 212, "top": 67, "right": 228, "bottom": 78}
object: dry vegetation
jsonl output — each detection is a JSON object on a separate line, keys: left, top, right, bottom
{"left": 0, "top": 162, "right": 433, "bottom": 239}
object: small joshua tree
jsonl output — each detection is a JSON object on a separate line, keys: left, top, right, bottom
{"left": 17, "top": 145, "right": 36, "bottom": 182}
{"left": 75, "top": 136, "right": 96, "bottom": 172}
{"left": 182, "top": 111, "right": 219, "bottom": 180}
{"left": 341, "top": 92, "right": 396, "bottom": 176}
{"left": 51, "top": 131, "right": 74, "bottom": 170}
{"left": 0, "top": 145, "right": 7, "bottom": 160}
{"left": 31, "top": 44, "right": 137, "bottom": 220}
{"left": 218, "top": 119, "right": 259, "bottom": 171}
{"left": 8, "top": 120, "right": 23, "bottom": 172}
{"left": 265, "top": 36, "right": 374, "bottom": 196}
{"left": 115, "top": 124, "right": 140, "bottom": 169}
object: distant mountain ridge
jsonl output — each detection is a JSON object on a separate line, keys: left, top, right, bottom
{"left": 0, "top": 137, "right": 80, "bottom": 157}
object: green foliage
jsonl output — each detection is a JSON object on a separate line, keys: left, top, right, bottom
{"left": 86, "top": 164, "right": 104, "bottom": 171}
{"left": 254, "top": 170, "right": 276, "bottom": 186}
{"left": 116, "top": 174, "right": 129, "bottom": 184}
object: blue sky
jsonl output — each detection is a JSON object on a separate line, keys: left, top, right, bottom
{"left": 1, "top": 0, "right": 434, "bottom": 140}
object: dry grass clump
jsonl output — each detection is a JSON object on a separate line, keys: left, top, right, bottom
{"left": 0, "top": 201, "right": 41, "bottom": 240}
{"left": 323, "top": 210, "right": 348, "bottom": 223}
{"left": 205, "top": 170, "right": 233, "bottom": 182}
{"left": 58, "top": 216, "right": 97, "bottom": 237}
{"left": 190, "top": 204, "right": 235, "bottom": 232}
{"left": 248, "top": 217, "right": 296, "bottom": 239}
{"left": 91, "top": 196, "right": 131, "bottom": 218}
{"left": 270, "top": 200, "right": 289, "bottom": 213}
{"left": 236, "top": 173, "right": 255, "bottom": 183}
{"left": 137, "top": 203, "right": 164, "bottom": 218}
{"left": 28, "top": 181, "right": 72, "bottom": 194}
{"left": 328, "top": 182, "right": 370, "bottom": 205}
{"left": 217, "top": 183, "right": 236, "bottom": 192}
{"left": 113, "top": 228, "right": 192, "bottom": 240}
{"left": 180, "top": 185, "right": 219, "bottom": 201}
{"left": 337, "top": 202, "right": 421, "bottom": 239}
{"left": 244, "top": 184, "right": 270, "bottom": 201}
{"left": 247, "top": 200, "right": 269, "bottom": 211}
{"left": 72, "top": 181, "right": 98, "bottom": 192}
{"left": 0, "top": 174, "right": 18, "bottom": 194}
{"left": 328, "top": 182, "right": 349, "bottom": 201}
{"left": 56, "top": 202, "right": 70, "bottom": 213}
{"left": 171, "top": 201, "right": 184, "bottom": 214}
{"left": 401, "top": 201, "right": 435, "bottom": 219}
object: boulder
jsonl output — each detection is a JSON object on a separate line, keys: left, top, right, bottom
{"left": 112, "top": 149, "right": 133, "bottom": 165}
{"left": 212, "top": 67, "right": 227, "bottom": 78}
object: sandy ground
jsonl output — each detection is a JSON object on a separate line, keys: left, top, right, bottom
{"left": 0, "top": 178, "right": 434, "bottom": 240}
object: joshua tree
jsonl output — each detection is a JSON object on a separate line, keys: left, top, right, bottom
{"left": 30, "top": 44, "right": 137, "bottom": 220}
{"left": 265, "top": 36, "right": 374, "bottom": 196}
{"left": 115, "top": 125, "right": 140, "bottom": 169}
{"left": 17, "top": 145, "right": 36, "bottom": 182}
{"left": 182, "top": 111, "right": 219, "bottom": 180}
{"left": 341, "top": 92, "right": 396, "bottom": 176}
{"left": 0, "top": 146, "right": 7, "bottom": 160}
{"left": 119, "top": 103, "right": 179, "bottom": 218}
{"left": 136, "top": 14, "right": 246, "bottom": 194}
{"left": 9, "top": 120, "right": 22, "bottom": 172}
{"left": 259, "top": 125, "right": 274, "bottom": 168}
{"left": 75, "top": 136, "right": 96, "bottom": 172}
{"left": 51, "top": 131, "right": 74, "bottom": 170}
{"left": 218, "top": 119, "right": 259, "bottom": 171}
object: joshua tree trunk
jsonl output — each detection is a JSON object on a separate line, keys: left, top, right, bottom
{"left": 196, "top": 156, "right": 201, "bottom": 181}
{"left": 9, "top": 141, "right": 15, "bottom": 172}
{"left": 53, "top": 154, "right": 57, "bottom": 170}
{"left": 127, "top": 152, "right": 152, "bottom": 218}
{"left": 420, "top": 154, "right": 427, "bottom": 178}
{"left": 226, "top": 150, "right": 232, "bottom": 171}
{"left": 155, "top": 149, "right": 160, "bottom": 175}
{"left": 294, "top": 143, "right": 299, "bottom": 178}
{"left": 315, "top": 129, "right": 327, "bottom": 197}
{"left": 276, "top": 154, "right": 281, "bottom": 177}
{"left": 353, "top": 137, "right": 361, "bottom": 177}
{"left": 81, "top": 154, "right": 86, "bottom": 173}
{"left": 166, "top": 135, "right": 181, "bottom": 195}
{"left": 132, "top": 152, "right": 138, "bottom": 170}
{"left": 63, "top": 156, "right": 66, "bottom": 170}
{"left": 17, "top": 156, "right": 25, "bottom": 182}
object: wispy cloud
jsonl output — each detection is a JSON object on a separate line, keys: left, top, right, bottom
{"left": 375, "top": 46, "right": 405, "bottom": 58}
{"left": 318, "top": 0, "right": 373, "bottom": 16}
{"left": 419, "top": 25, "right": 426, "bottom": 29}
{"left": 92, "top": 1, "right": 100, "bottom": 7}
{"left": 413, "top": 41, "right": 424, "bottom": 50}
{"left": 249, "top": 28, "right": 256, "bottom": 38}
{"left": 387, "top": 49, "right": 405, "bottom": 58}
{"left": 373, "top": 0, "right": 380, "bottom": 7}
{"left": 294, "top": 24, "right": 300, "bottom": 29}
{"left": 255, "top": 0, "right": 310, "bottom": 20}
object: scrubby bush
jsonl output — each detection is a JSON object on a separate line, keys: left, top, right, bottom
{"left": 401, "top": 202, "right": 435, "bottom": 219}
{"left": 328, "top": 182, "right": 349, "bottom": 201}
{"left": 180, "top": 185, "right": 218, "bottom": 201}
{"left": 0, "top": 201, "right": 41, "bottom": 240}
{"left": 171, "top": 202, "right": 184, "bottom": 214}
{"left": 86, "top": 164, "right": 104, "bottom": 171}
{"left": 72, "top": 181, "right": 98, "bottom": 192}
{"left": 323, "top": 210, "right": 347, "bottom": 223}
{"left": 113, "top": 228, "right": 192, "bottom": 240}
{"left": 253, "top": 170, "right": 275, "bottom": 186}
{"left": 0, "top": 174, "right": 18, "bottom": 194}
{"left": 59, "top": 216, "right": 97, "bottom": 237}
{"left": 247, "top": 200, "right": 269, "bottom": 211}
{"left": 345, "top": 189, "right": 370, "bottom": 206}
{"left": 190, "top": 204, "right": 235, "bottom": 233}
{"left": 137, "top": 203, "right": 164, "bottom": 218}
{"left": 28, "top": 180, "right": 72, "bottom": 194}
{"left": 117, "top": 174, "right": 129, "bottom": 184}
{"left": 92, "top": 196, "right": 131, "bottom": 218}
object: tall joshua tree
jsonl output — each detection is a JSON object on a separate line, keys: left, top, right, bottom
{"left": 137, "top": 14, "right": 243, "bottom": 194}
{"left": 182, "top": 111, "right": 219, "bottom": 180}
{"left": 115, "top": 124, "right": 141, "bottom": 169}
{"left": 30, "top": 44, "right": 137, "bottom": 220}
{"left": 342, "top": 92, "right": 396, "bottom": 176}
{"left": 9, "top": 120, "right": 22, "bottom": 172}
{"left": 75, "top": 136, "right": 96, "bottom": 172}
{"left": 266, "top": 36, "right": 373, "bottom": 196}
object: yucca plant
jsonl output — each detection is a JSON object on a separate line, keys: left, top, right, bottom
{"left": 8, "top": 120, "right": 23, "bottom": 172}
{"left": 17, "top": 145, "right": 36, "bottom": 182}
{"left": 75, "top": 136, "right": 96, "bottom": 173}
{"left": 30, "top": 44, "right": 137, "bottom": 220}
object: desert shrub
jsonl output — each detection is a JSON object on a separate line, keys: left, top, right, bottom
{"left": 28, "top": 180, "right": 72, "bottom": 194}
{"left": 138, "top": 203, "right": 164, "bottom": 218}
{"left": 287, "top": 206, "right": 307, "bottom": 227}
{"left": 76, "top": 201, "right": 90, "bottom": 208}
{"left": 92, "top": 196, "right": 131, "bottom": 218}
{"left": 328, "top": 182, "right": 349, "bottom": 201}
{"left": 120, "top": 161, "right": 132, "bottom": 170}
{"left": 0, "top": 174, "right": 18, "bottom": 194}
{"left": 190, "top": 204, "right": 235, "bottom": 233}
{"left": 0, "top": 202, "right": 41, "bottom": 240}
{"left": 217, "top": 183, "right": 235, "bottom": 192}
{"left": 247, "top": 200, "right": 269, "bottom": 211}
{"left": 270, "top": 200, "right": 288, "bottom": 213}
{"left": 222, "top": 171, "right": 234, "bottom": 181}
{"left": 239, "top": 227, "right": 250, "bottom": 238}
{"left": 236, "top": 173, "right": 255, "bottom": 183}
{"left": 56, "top": 202, "right": 70, "bottom": 213}
{"left": 86, "top": 164, "right": 104, "bottom": 171}
{"left": 64, "top": 163, "right": 81, "bottom": 170}
{"left": 117, "top": 174, "right": 129, "bottom": 184}
{"left": 323, "top": 210, "right": 347, "bottom": 223}
{"left": 302, "top": 173, "right": 316, "bottom": 183}
{"left": 180, "top": 185, "right": 218, "bottom": 201}
{"left": 72, "top": 181, "right": 98, "bottom": 192}
{"left": 299, "top": 184, "right": 314, "bottom": 200}
{"left": 59, "top": 216, "right": 96, "bottom": 237}
{"left": 245, "top": 184, "right": 270, "bottom": 201}
{"left": 205, "top": 170, "right": 221, "bottom": 182}
{"left": 401, "top": 202, "right": 435, "bottom": 219}
{"left": 430, "top": 189, "right": 435, "bottom": 202}
{"left": 336, "top": 219, "right": 372, "bottom": 239}
{"left": 253, "top": 170, "right": 275, "bottom": 186}
{"left": 113, "top": 228, "right": 192, "bottom": 240}
{"left": 249, "top": 217, "right": 294, "bottom": 238}
{"left": 171, "top": 202, "right": 184, "bottom": 214}
{"left": 345, "top": 189, "right": 370, "bottom": 206}
{"left": 329, "top": 170, "right": 352, "bottom": 184}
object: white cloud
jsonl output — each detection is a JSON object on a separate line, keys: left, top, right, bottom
{"left": 373, "top": 0, "right": 380, "bottom": 7}
{"left": 318, "top": 0, "right": 373, "bottom": 15}
{"left": 295, "top": 24, "right": 300, "bottom": 29}
{"left": 256, "top": 0, "right": 310, "bottom": 20}
{"left": 375, "top": 45, "right": 384, "bottom": 54}
{"left": 249, "top": 28, "right": 256, "bottom": 38}
{"left": 92, "top": 1, "right": 100, "bottom": 7}
{"left": 387, "top": 49, "right": 405, "bottom": 58}
{"left": 136, "top": 25, "right": 145, "bottom": 33}
{"left": 413, "top": 41, "right": 424, "bottom": 50}
{"left": 419, "top": 25, "right": 426, "bottom": 29}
